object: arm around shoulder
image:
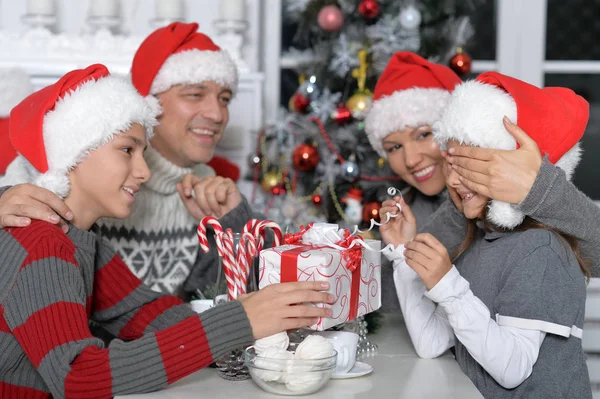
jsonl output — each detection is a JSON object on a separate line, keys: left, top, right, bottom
{"left": 517, "top": 157, "right": 600, "bottom": 276}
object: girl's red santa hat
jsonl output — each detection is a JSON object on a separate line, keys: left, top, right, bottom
{"left": 365, "top": 52, "right": 462, "bottom": 158}
{"left": 434, "top": 71, "right": 589, "bottom": 229}
{"left": 0, "top": 68, "right": 33, "bottom": 174}
{"left": 131, "top": 22, "right": 238, "bottom": 103}
{"left": 0, "top": 64, "right": 157, "bottom": 198}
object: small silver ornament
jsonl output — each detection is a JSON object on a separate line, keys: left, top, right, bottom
{"left": 399, "top": 5, "right": 422, "bottom": 30}
{"left": 341, "top": 161, "right": 360, "bottom": 182}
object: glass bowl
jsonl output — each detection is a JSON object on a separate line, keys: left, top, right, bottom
{"left": 244, "top": 342, "right": 337, "bottom": 396}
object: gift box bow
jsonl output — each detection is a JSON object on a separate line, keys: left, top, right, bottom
{"left": 283, "top": 222, "right": 365, "bottom": 272}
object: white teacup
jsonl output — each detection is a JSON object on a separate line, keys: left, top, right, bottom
{"left": 313, "top": 331, "right": 358, "bottom": 374}
{"left": 190, "top": 299, "right": 215, "bottom": 313}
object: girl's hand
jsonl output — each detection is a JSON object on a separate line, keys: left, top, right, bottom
{"left": 379, "top": 197, "right": 417, "bottom": 247}
{"left": 404, "top": 233, "right": 452, "bottom": 290}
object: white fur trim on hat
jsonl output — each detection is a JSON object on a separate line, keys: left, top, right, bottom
{"left": 150, "top": 49, "right": 239, "bottom": 95}
{"left": 433, "top": 80, "right": 518, "bottom": 151}
{"left": 434, "top": 79, "right": 581, "bottom": 230}
{"left": 0, "top": 68, "right": 33, "bottom": 117}
{"left": 365, "top": 88, "right": 452, "bottom": 158}
{"left": 1, "top": 76, "right": 158, "bottom": 198}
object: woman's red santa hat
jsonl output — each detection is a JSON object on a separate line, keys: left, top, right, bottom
{"left": 0, "top": 64, "right": 157, "bottom": 198}
{"left": 434, "top": 71, "right": 589, "bottom": 229}
{"left": 365, "top": 52, "right": 462, "bottom": 158}
{"left": 131, "top": 22, "right": 238, "bottom": 103}
{"left": 0, "top": 68, "right": 33, "bottom": 174}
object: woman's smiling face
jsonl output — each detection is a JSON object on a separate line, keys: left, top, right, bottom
{"left": 382, "top": 125, "right": 446, "bottom": 196}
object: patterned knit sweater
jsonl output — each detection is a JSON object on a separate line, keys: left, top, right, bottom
{"left": 96, "top": 146, "right": 215, "bottom": 295}
{"left": 96, "top": 146, "right": 265, "bottom": 297}
{"left": 0, "top": 220, "right": 254, "bottom": 398}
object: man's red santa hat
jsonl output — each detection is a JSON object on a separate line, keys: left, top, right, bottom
{"left": 131, "top": 22, "right": 238, "bottom": 102}
{"left": 365, "top": 52, "right": 462, "bottom": 158}
{"left": 0, "top": 64, "right": 157, "bottom": 198}
{"left": 434, "top": 71, "right": 588, "bottom": 229}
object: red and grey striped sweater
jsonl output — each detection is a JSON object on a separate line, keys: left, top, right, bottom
{"left": 0, "top": 220, "right": 253, "bottom": 398}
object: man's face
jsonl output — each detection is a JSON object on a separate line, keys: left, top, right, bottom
{"left": 151, "top": 81, "right": 232, "bottom": 168}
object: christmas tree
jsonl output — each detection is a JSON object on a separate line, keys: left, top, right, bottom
{"left": 248, "top": 0, "right": 483, "bottom": 233}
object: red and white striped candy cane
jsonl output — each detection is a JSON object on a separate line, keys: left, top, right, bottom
{"left": 197, "top": 216, "right": 224, "bottom": 253}
{"left": 237, "top": 232, "right": 258, "bottom": 294}
{"left": 254, "top": 220, "right": 283, "bottom": 251}
{"left": 221, "top": 228, "right": 240, "bottom": 299}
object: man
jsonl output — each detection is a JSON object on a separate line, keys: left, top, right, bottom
{"left": 0, "top": 22, "right": 261, "bottom": 297}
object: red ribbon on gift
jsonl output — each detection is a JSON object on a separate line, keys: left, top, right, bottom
{"left": 280, "top": 227, "right": 362, "bottom": 321}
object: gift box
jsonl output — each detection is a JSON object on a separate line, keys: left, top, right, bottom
{"left": 258, "top": 224, "right": 381, "bottom": 331}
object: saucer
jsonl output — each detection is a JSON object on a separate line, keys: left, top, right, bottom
{"left": 331, "top": 361, "right": 373, "bottom": 379}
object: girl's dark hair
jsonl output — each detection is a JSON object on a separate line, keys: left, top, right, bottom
{"left": 451, "top": 208, "right": 590, "bottom": 280}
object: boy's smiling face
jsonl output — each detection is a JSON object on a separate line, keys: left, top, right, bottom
{"left": 67, "top": 124, "right": 151, "bottom": 224}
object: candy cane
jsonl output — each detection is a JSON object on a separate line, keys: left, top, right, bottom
{"left": 254, "top": 220, "right": 283, "bottom": 251}
{"left": 219, "top": 229, "right": 239, "bottom": 300}
{"left": 197, "top": 216, "right": 224, "bottom": 253}
{"left": 236, "top": 232, "right": 257, "bottom": 294}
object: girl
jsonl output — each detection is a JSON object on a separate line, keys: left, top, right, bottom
{"left": 0, "top": 65, "right": 332, "bottom": 398}
{"left": 380, "top": 72, "right": 591, "bottom": 397}
{"left": 365, "top": 52, "right": 600, "bottom": 312}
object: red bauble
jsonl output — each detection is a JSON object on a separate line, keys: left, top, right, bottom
{"left": 362, "top": 201, "right": 381, "bottom": 223}
{"left": 358, "top": 0, "right": 380, "bottom": 19}
{"left": 449, "top": 50, "right": 472, "bottom": 76}
{"left": 292, "top": 143, "right": 320, "bottom": 172}
{"left": 271, "top": 185, "right": 285, "bottom": 196}
{"left": 312, "top": 194, "right": 323, "bottom": 206}
{"left": 332, "top": 103, "right": 352, "bottom": 125}
{"left": 317, "top": 5, "right": 344, "bottom": 31}
{"left": 290, "top": 93, "right": 310, "bottom": 113}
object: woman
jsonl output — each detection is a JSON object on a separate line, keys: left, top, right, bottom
{"left": 364, "top": 53, "right": 600, "bottom": 311}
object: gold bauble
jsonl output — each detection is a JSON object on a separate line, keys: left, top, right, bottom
{"left": 261, "top": 171, "right": 281, "bottom": 192}
{"left": 345, "top": 91, "right": 373, "bottom": 120}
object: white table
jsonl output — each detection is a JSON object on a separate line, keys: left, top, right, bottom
{"left": 117, "top": 314, "right": 483, "bottom": 398}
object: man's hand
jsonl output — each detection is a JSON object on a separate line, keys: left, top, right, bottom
{"left": 177, "top": 174, "right": 243, "bottom": 219}
{"left": 239, "top": 281, "right": 334, "bottom": 339}
{"left": 0, "top": 184, "right": 72, "bottom": 232}
{"left": 404, "top": 233, "right": 453, "bottom": 290}
{"left": 445, "top": 116, "right": 542, "bottom": 204}
{"left": 379, "top": 197, "right": 417, "bottom": 247}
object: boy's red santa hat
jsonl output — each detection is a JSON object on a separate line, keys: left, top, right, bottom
{"left": 0, "top": 68, "right": 33, "bottom": 174}
{"left": 434, "top": 71, "right": 588, "bottom": 229}
{"left": 365, "top": 52, "right": 462, "bottom": 158}
{"left": 0, "top": 64, "right": 157, "bottom": 198}
{"left": 131, "top": 22, "right": 238, "bottom": 103}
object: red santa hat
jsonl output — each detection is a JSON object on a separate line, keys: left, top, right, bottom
{"left": 0, "top": 64, "right": 157, "bottom": 198}
{"left": 0, "top": 68, "right": 33, "bottom": 174}
{"left": 365, "top": 52, "right": 462, "bottom": 158}
{"left": 434, "top": 71, "right": 589, "bottom": 229}
{"left": 206, "top": 155, "right": 240, "bottom": 182}
{"left": 131, "top": 22, "right": 238, "bottom": 102}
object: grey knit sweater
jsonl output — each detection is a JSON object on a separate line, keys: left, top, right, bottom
{"left": 0, "top": 220, "right": 253, "bottom": 398}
